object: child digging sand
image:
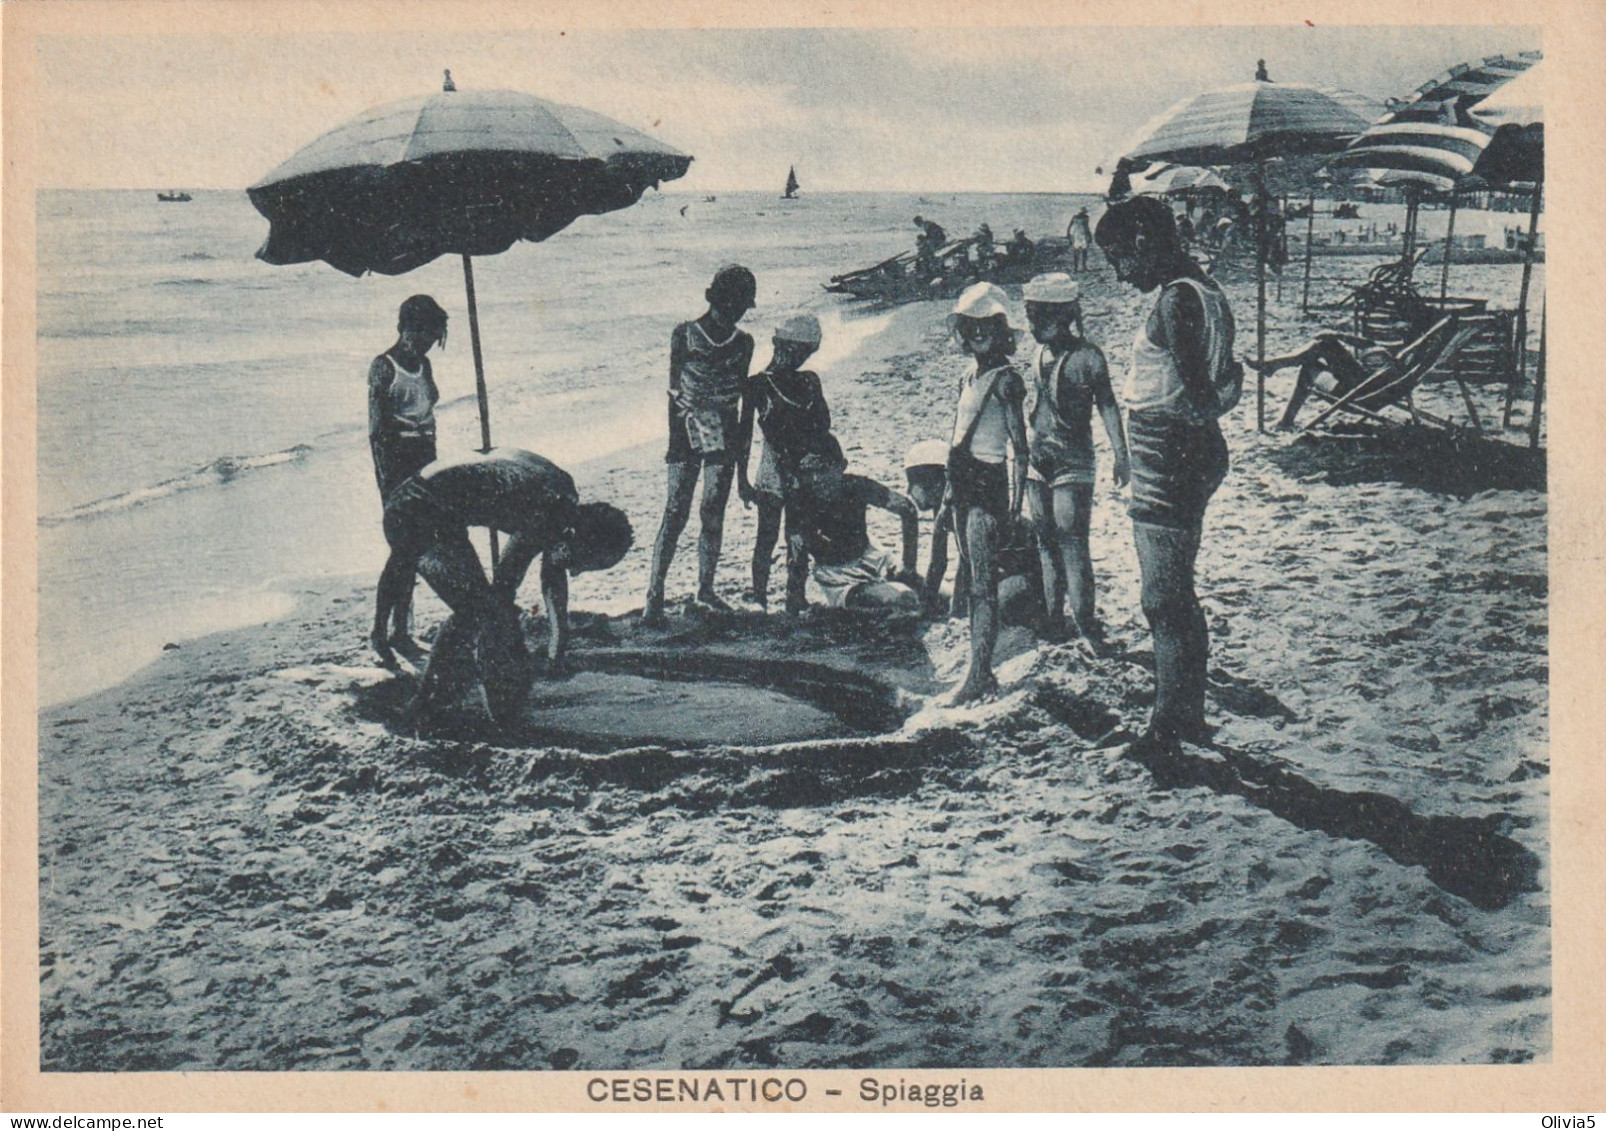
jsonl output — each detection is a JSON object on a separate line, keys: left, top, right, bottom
{"left": 642, "top": 265, "right": 757, "bottom": 625}
{"left": 1021, "top": 272, "right": 1129, "bottom": 648}
{"left": 944, "top": 282, "right": 1029, "bottom": 704}
{"left": 737, "top": 314, "right": 832, "bottom": 610}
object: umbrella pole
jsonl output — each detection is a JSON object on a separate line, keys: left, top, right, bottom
{"left": 1528, "top": 301, "right": 1546, "bottom": 449}
{"left": 461, "top": 253, "right": 500, "bottom": 567}
{"left": 1256, "top": 164, "right": 1268, "bottom": 432}
{"left": 1276, "top": 194, "right": 1285, "bottom": 303}
{"left": 1505, "top": 181, "right": 1543, "bottom": 428}
{"left": 1300, "top": 187, "right": 1316, "bottom": 313}
{"left": 1438, "top": 186, "right": 1458, "bottom": 303}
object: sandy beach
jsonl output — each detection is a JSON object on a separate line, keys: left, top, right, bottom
{"left": 37, "top": 257, "right": 1550, "bottom": 1071}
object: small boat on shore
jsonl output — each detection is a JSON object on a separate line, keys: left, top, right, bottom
{"left": 826, "top": 236, "right": 1075, "bottom": 302}
{"left": 156, "top": 191, "right": 192, "bottom": 203}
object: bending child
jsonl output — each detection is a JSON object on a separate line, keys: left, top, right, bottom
{"left": 785, "top": 438, "right": 921, "bottom": 613}
{"left": 376, "top": 449, "right": 633, "bottom": 729}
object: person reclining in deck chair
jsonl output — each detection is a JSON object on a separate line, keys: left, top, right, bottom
{"left": 1250, "top": 333, "right": 1406, "bottom": 430}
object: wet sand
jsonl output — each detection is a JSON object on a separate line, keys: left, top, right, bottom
{"left": 38, "top": 255, "right": 1549, "bottom": 1070}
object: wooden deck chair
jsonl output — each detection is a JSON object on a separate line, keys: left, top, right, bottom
{"left": 1300, "top": 316, "right": 1482, "bottom": 433}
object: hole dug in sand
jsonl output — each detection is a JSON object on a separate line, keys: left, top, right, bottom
{"left": 504, "top": 650, "right": 910, "bottom": 752}
{"left": 375, "top": 609, "right": 935, "bottom": 753}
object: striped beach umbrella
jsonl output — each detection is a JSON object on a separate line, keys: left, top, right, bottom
{"left": 1130, "top": 163, "right": 1232, "bottom": 197}
{"left": 1332, "top": 51, "right": 1541, "bottom": 183}
{"left": 1119, "top": 66, "right": 1373, "bottom": 430}
{"left": 1121, "top": 78, "right": 1372, "bottom": 167}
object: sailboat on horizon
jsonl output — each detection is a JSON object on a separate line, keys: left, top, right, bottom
{"left": 782, "top": 166, "right": 800, "bottom": 200}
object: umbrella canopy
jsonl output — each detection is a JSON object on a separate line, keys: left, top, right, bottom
{"left": 1120, "top": 79, "right": 1372, "bottom": 166}
{"left": 1130, "top": 163, "right": 1231, "bottom": 196}
{"left": 1470, "top": 61, "right": 1544, "bottom": 185}
{"left": 1332, "top": 51, "right": 1541, "bottom": 183}
{"left": 248, "top": 85, "right": 693, "bottom": 276}
{"left": 1119, "top": 70, "right": 1372, "bottom": 431}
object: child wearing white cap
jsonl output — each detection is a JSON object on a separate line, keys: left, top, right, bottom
{"left": 1022, "top": 272, "right": 1129, "bottom": 648}
{"left": 737, "top": 313, "right": 832, "bottom": 609}
{"left": 945, "top": 282, "right": 1028, "bottom": 704}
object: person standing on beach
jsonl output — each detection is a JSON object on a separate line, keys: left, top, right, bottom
{"left": 905, "top": 439, "right": 1044, "bottom": 629}
{"left": 642, "top": 265, "right": 757, "bottom": 625}
{"left": 945, "top": 282, "right": 1029, "bottom": 703}
{"left": 1021, "top": 273, "right": 1130, "bottom": 648}
{"left": 376, "top": 448, "right": 633, "bottom": 728}
{"left": 737, "top": 314, "right": 832, "bottom": 610}
{"left": 368, "top": 294, "right": 448, "bottom": 665}
{"left": 1094, "top": 197, "right": 1240, "bottom": 752}
{"left": 1066, "top": 208, "right": 1093, "bottom": 272}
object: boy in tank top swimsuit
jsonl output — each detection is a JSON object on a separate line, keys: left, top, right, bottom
{"left": 1095, "top": 197, "right": 1235, "bottom": 753}
{"left": 368, "top": 294, "right": 448, "bottom": 665}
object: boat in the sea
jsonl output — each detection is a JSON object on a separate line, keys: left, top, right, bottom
{"left": 156, "top": 191, "right": 192, "bottom": 203}
{"left": 782, "top": 166, "right": 799, "bottom": 200}
{"left": 826, "top": 236, "right": 1075, "bottom": 302}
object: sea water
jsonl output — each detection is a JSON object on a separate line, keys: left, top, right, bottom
{"left": 36, "top": 188, "right": 1099, "bottom": 706}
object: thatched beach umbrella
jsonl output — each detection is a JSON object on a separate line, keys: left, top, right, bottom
{"left": 1119, "top": 65, "right": 1372, "bottom": 430}
{"left": 249, "top": 72, "right": 693, "bottom": 475}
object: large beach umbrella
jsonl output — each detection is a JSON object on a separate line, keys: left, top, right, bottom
{"left": 1332, "top": 51, "right": 1542, "bottom": 287}
{"left": 1130, "top": 163, "right": 1231, "bottom": 197}
{"left": 1119, "top": 65, "right": 1372, "bottom": 429}
{"left": 248, "top": 72, "right": 693, "bottom": 466}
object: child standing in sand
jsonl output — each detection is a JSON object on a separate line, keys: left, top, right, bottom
{"left": 944, "top": 283, "right": 1029, "bottom": 703}
{"left": 1094, "top": 197, "right": 1240, "bottom": 752}
{"left": 642, "top": 265, "right": 757, "bottom": 625}
{"left": 1021, "top": 273, "right": 1129, "bottom": 647}
{"left": 368, "top": 294, "right": 448, "bottom": 665}
{"left": 737, "top": 314, "right": 832, "bottom": 610}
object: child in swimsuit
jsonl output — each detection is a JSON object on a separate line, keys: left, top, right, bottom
{"left": 642, "top": 265, "right": 757, "bottom": 625}
{"left": 945, "top": 282, "right": 1028, "bottom": 704}
{"left": 906, "top": 439, "right": 1045, "bottom": 629}
{"left": 786, "top": 438, "right": 920, "bottom": 613}
{"left": 737, "top": 314, "right": 832, "bottom": 610}
{"left": 1021, "top": 273, "right": 1130, "bottom": 648}
{"left": 1095, "top": 197, "right": 1236, "bottom": 752}
{"left": 368, "top": 294, "right": 448, "bottom": 665}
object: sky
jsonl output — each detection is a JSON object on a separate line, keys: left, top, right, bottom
{"left": 34, "top": 25, "right": 1540, "bottom": 192}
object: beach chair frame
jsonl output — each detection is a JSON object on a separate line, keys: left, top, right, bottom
{"left": 1300, "top": 316, "right": 1483, "bottom": 433}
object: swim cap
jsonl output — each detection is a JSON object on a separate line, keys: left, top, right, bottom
{"left": 774, "top": 314, "right": 822, "bottom": 346}
{"left": 1022, "top": 273, "right": 1080, "bottom": 305}
{"left": 949, "top": 282, "right": 1013, "bottom": 328}
{"left": 903, "top": 439, "right": 949, "bottom": 471}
